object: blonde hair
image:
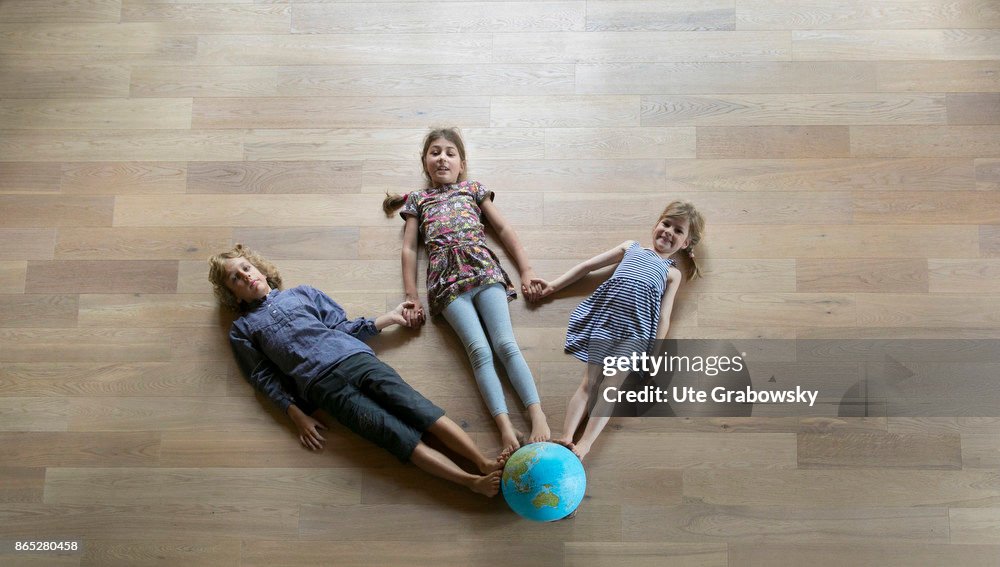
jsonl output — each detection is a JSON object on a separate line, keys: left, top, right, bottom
{"left": 382, "top": 127, "right": 469, "bottom": 216}
{"left": 659, "top": 200, "right": 706, "bottom": 280}
{"left": 207, "top": 244, "right": 283, "bottom": 312}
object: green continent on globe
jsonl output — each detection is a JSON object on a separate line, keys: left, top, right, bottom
{"left": 503, "top": 446, "right": 540, "bottom": 493}
{"left": 532, "top": 485, "right": 560, "bottom": 509}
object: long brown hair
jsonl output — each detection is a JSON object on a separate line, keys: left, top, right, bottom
{"left": 208, "top": 244, "right": 283, "bottom": 312}
{"left": 382, "top": 127, "right": 468, "bottom": 216}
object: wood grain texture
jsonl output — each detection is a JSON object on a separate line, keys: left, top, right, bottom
{"left": 0, "top": 294, "right": 78, "bottom": 328}
{"left": 60, "top": 162, "right": 187, "bottom": 194}
{"left": 0, "top": 261, "right": 27, "bottom": 293}
{"left": 1, "top": 195, "right": 113, "bottom": 227}
{"left": 697, "top": 126, "right": 851, "bottom": 158}
{"left": 851, "top": 125, "right": 1000, "bottom": 157}
{"left": 186, "top": 160, "right": 360, "bottom": 194}
{"left": 80, "top": 540, "right": 239, "bottom": 567}
{"left": 797, "top": 432, "right": 962, "bottom": 469}
{"left": 0, "top": 361, "right": 227, "bottom": 397}
{"left": 877, "top": 60, "right": 1000, "bottom": 92}
{"left": 729, "top": 543, "right": 1000, "bottom": 566}
{"left": 0, "top": 98, "right": 192, "bottom": 130}
{"left": 586, "top": 0, "right": 735, "bottom": 31}
{"left": 797, "top": 259, "right": 928, "bottom": 293}
{"left": 738, "top": 0, "right": 1000, "bottom": 30}
{"left": 121, "top": 2, "right": 290, "bottom": 34}
{"left": 0, "top": 162, "right": 61, "bottom": 193}
{"left": 0, "top": 0, "right": 121, "bottom": 23}
{"left": 55, "top": 227, "right": 232, "bottom": 260}
{"left": 26, "top": 260, "right": 178, "bottom": 293}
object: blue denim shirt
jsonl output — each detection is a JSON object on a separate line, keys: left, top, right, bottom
{"left": 229, "top": 285, "right": 379, "bottom": 414}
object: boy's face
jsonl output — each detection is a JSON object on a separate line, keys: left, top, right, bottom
{"left": 223, "top": 257, "right": 272, "bottom": 304}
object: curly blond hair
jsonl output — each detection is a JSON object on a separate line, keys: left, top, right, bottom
{"left": 208, "top": 244, "right": 283, "bottom": 312}
{"left": 658, "top": 200, "right": 706, "bottom": 280}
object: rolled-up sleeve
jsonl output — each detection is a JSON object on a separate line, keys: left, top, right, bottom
{"left": 229, "top": 327, "right": 295, "bottom": 414}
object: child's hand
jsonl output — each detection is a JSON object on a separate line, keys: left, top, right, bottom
{"left": 291, "top": 412, "right": 327, "bottom": 451}
{"left": 528, "top": 277, "right": 555, "bottom": 301}
{"left": 400, "top": 299, "right": 425, "bottom": 327}
{"left": 520, "top": 269, "right": 543, "bottom": 301}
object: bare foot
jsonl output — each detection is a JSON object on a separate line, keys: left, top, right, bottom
{"left": 469, "top": 470, "right": 502, "bottom": 497}
{"left": 479, "top": 452, "right": 507, "bottom": 474}
{"left": 569, "top": 440, "right": 590, "bottom": 462}
{"left": 496, "top": 446, "right": 515, "bottom": 469}
{"left": 527, "top": 419, "right": 551, "bottom": 445}
{"left": 551, "top": 438, "right": 576, "bottom": 453}
{"left": 500, "top": 427, "right": 521, "bottom": 455}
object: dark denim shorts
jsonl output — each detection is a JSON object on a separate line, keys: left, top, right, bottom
{"left": 308, "top": 353, "right": 445, "bottom": 462}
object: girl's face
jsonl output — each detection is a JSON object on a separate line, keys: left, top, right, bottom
{"left": 423, "top": 138, "right": 465, "bottom": 187}
{"left": 652, "top": 216, "right": 691, "bottom": 257}
{"left": 223, "top": 257, "right": 272, "bottom": 304}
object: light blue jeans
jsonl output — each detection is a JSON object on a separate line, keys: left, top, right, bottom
{"left": 442, "top": 283, "right": 540, "bottom": 417}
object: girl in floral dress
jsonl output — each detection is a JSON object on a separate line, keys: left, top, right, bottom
{"left": 382, "top": 128, "right": 550, "bottom": 454}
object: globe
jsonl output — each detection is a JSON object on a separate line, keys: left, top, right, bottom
{"left": 501, "top": 442, "right": 586, "bottom": 522}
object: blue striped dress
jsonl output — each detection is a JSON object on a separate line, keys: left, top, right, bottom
{"left": 565, "top": 241, "right": 676, "bottom": 364}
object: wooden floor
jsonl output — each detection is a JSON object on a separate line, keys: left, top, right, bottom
{"left": 3, "top": 0, "right": 1000, "bottom": 565}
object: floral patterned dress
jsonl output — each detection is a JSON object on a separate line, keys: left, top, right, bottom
{"left": 400, "top": 180, "right": 516, "bottom": 316}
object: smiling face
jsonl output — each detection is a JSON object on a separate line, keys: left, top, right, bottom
{"left": 222, "top": 256, "right": 272, "bottom": 304}
{"left": 423, "top": 137, "right": 465, "bottom": 187}
{"left": 652, "top": 216, "right": 691, "bottom": 258}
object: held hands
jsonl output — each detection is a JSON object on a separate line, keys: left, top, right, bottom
{"left": 291, "top": 410, "right": 327, "bottom": 451}
{"left": 519, "top": 269, "right": 544, "bottom": 302}
{"left": 525, "top": 277, "right": 556, "bottom": 302}
{"left": 399, "top": 298, "right": 425, "bottom": 328}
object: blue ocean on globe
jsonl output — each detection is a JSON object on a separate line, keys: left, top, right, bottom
{"left": 501, "top": 442, "right": 586, "bottom": 522}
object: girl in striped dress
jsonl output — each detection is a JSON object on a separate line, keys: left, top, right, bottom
{"left": 530, "top": 201, "right": 705, "bottom": 460}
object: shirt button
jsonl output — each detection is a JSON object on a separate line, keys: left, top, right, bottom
{"left": 272, "top": 310, "right": 277, "bottom": 314}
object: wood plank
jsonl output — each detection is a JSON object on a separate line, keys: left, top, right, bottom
{"left": 0, "top": 361, "right": 226, "bottom": 397}
{"left": 0, "top": 99, "right": 192, "bottom": 130}
{"left": 983, "top": 226, "right": 1000, "bottom": 258}
{"left": 797, "top": 259, "right": 928, "bottom": 293}
{"left": 55, "top": 227, "right": 232, "bottom": 260}
{"left": 701, "top": 225, "right": 979, "bottom": 259}
{"left": 947, "top": 93, "right": 1000, "bottom": 125}
{"left": 65, "top": 396, "right": 290, "bottom": 431}
{"left": 192, "top": 96, "right": 489, "bottom": 129}
{"left": 0, "top": 162, "right": 61, "bottom": 194}
{"left": 586, "top": 0, "right": 735, "bottom": 31}
{"left": 0, "top": 294, "right": 78, "bottom": 328}
{"left": 889, "top": 418, "right": 1000, "bottom": 435}
{"left": 0, "top": 503, "right": 298, "bottom": 539}
{"left": 697, "top": 126, "right": 850, "bottom": 158}
{"left": 730, "top": 543, "right": 1000, "bottom": 566}
{"left": 241, "top": 540, "right": 564, "bottom": 567}
{"left": 78, "top": 294, "right": 217, "bottom": 327}
{"left": 950, "top": 509, "right": 1000, "bottom": 544}
{"left": 0, "top": 398, "right": 73, "bottom": 431}
{"left": 292, "top": 1, "right": 584, "bottom": 33}
{"left": 0, "top": 262, "right": 27, "bottom": 293}
{"left": 114, "top": 193, "right": 542, "bottom": 228}
{"left": 542, "top": 192, "right": 851, "bottom": 226}
{"left": 276, "top": 63, "right": 575, "bottom": 97}
{"left": 0, "top": 195, "right": 113, "bottom": 227}
{"left": 854, "top": 191, "right": 1000, "bottom": 223}
{"left": 130, "top": 65, "right": 279, "bottom": 97}
{"left": 852, "top": 125, "right": 1000, "bottom": 157}
{"left": 0, "top": 431, "right": 160, "bottom": 467}
{"left": 793, "top": 29, "right": 1000, "bottom": 61}
{"left": 0, "top": 130, "right": 243, "bottom": 162}
{"left": 194, "top": 34, "right": 492, "bottom": 65}
{"left": 978, "top": 159, "right": 1000, "bottom": 190}
{"left": 797, "top": 432, "right": 961, "bottom": 469}
{"left": 244, "top": 127, "right": 545, "bottom": 161}
{"left": 187, "top": 161, "right": 360, "bottom": 194}
{"left": 231, "top": 228, "right": 359, "bottom": 259}
{"left": 0, "top": 0, "right": 121, "bottom": 23}
{"left": 577, "top": 61, "right": 876, "bottom": 94}
{"left": 61, "top": 162, "right": 187, "bottom": 195}
{"left": 0, "top": 467, "right": 45, "bottom": 503}
{"left": 0, "top": 23, "right": 195, "bottom": 56}
{"left": 585, "top": 432, "right": 797, "bottom": 470}
{"left": 857, "top": 294, "right": 1000, "bottom": 327}
{"left": 738, "top": 0, "right": 1000, "bottom": 29}
{"left": 26, "top": 260, "right": 178, "bottom": 294}
{"left": 877, "top": 61, "right": 1000, "bottom": 92}
{"left": 0, "top": 328, "right": 172, "bottom": 363}
{"left": 543, "top": 127, "right": 695, "bottom": 159}
{"left": 493, "top": 31, "right": 790, "bottom": 63}
{"left": 929, "top": 260, "right": 1000, "bottom": 293}
{"left": 642, "top": 94, "right": 946, "bottom": 126}
{"left": 121, "top": 1, "right": 289, "bottom": 34}
{"left": 684, "top": 469, "right": 1000, "bottom": 506}
{"left": 491, "top": 95, "right": 640, "bottom": 128}
{"left": 3, "top": 229, "right": 57, "bottom": 261}
{"left": 699, "top": 293, "right": 857, "bottom": 327}
{"left": 80, "top": 540, "right": 239, "bottom": 567}
{"left": 961, "top": 434, "right": 1000, "bottom": 468}
{"left": 44, "top": 467, "right": 361, "bottom": 505}
{"left": 624, "top": 503, "right": 949, "bottom": 543}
